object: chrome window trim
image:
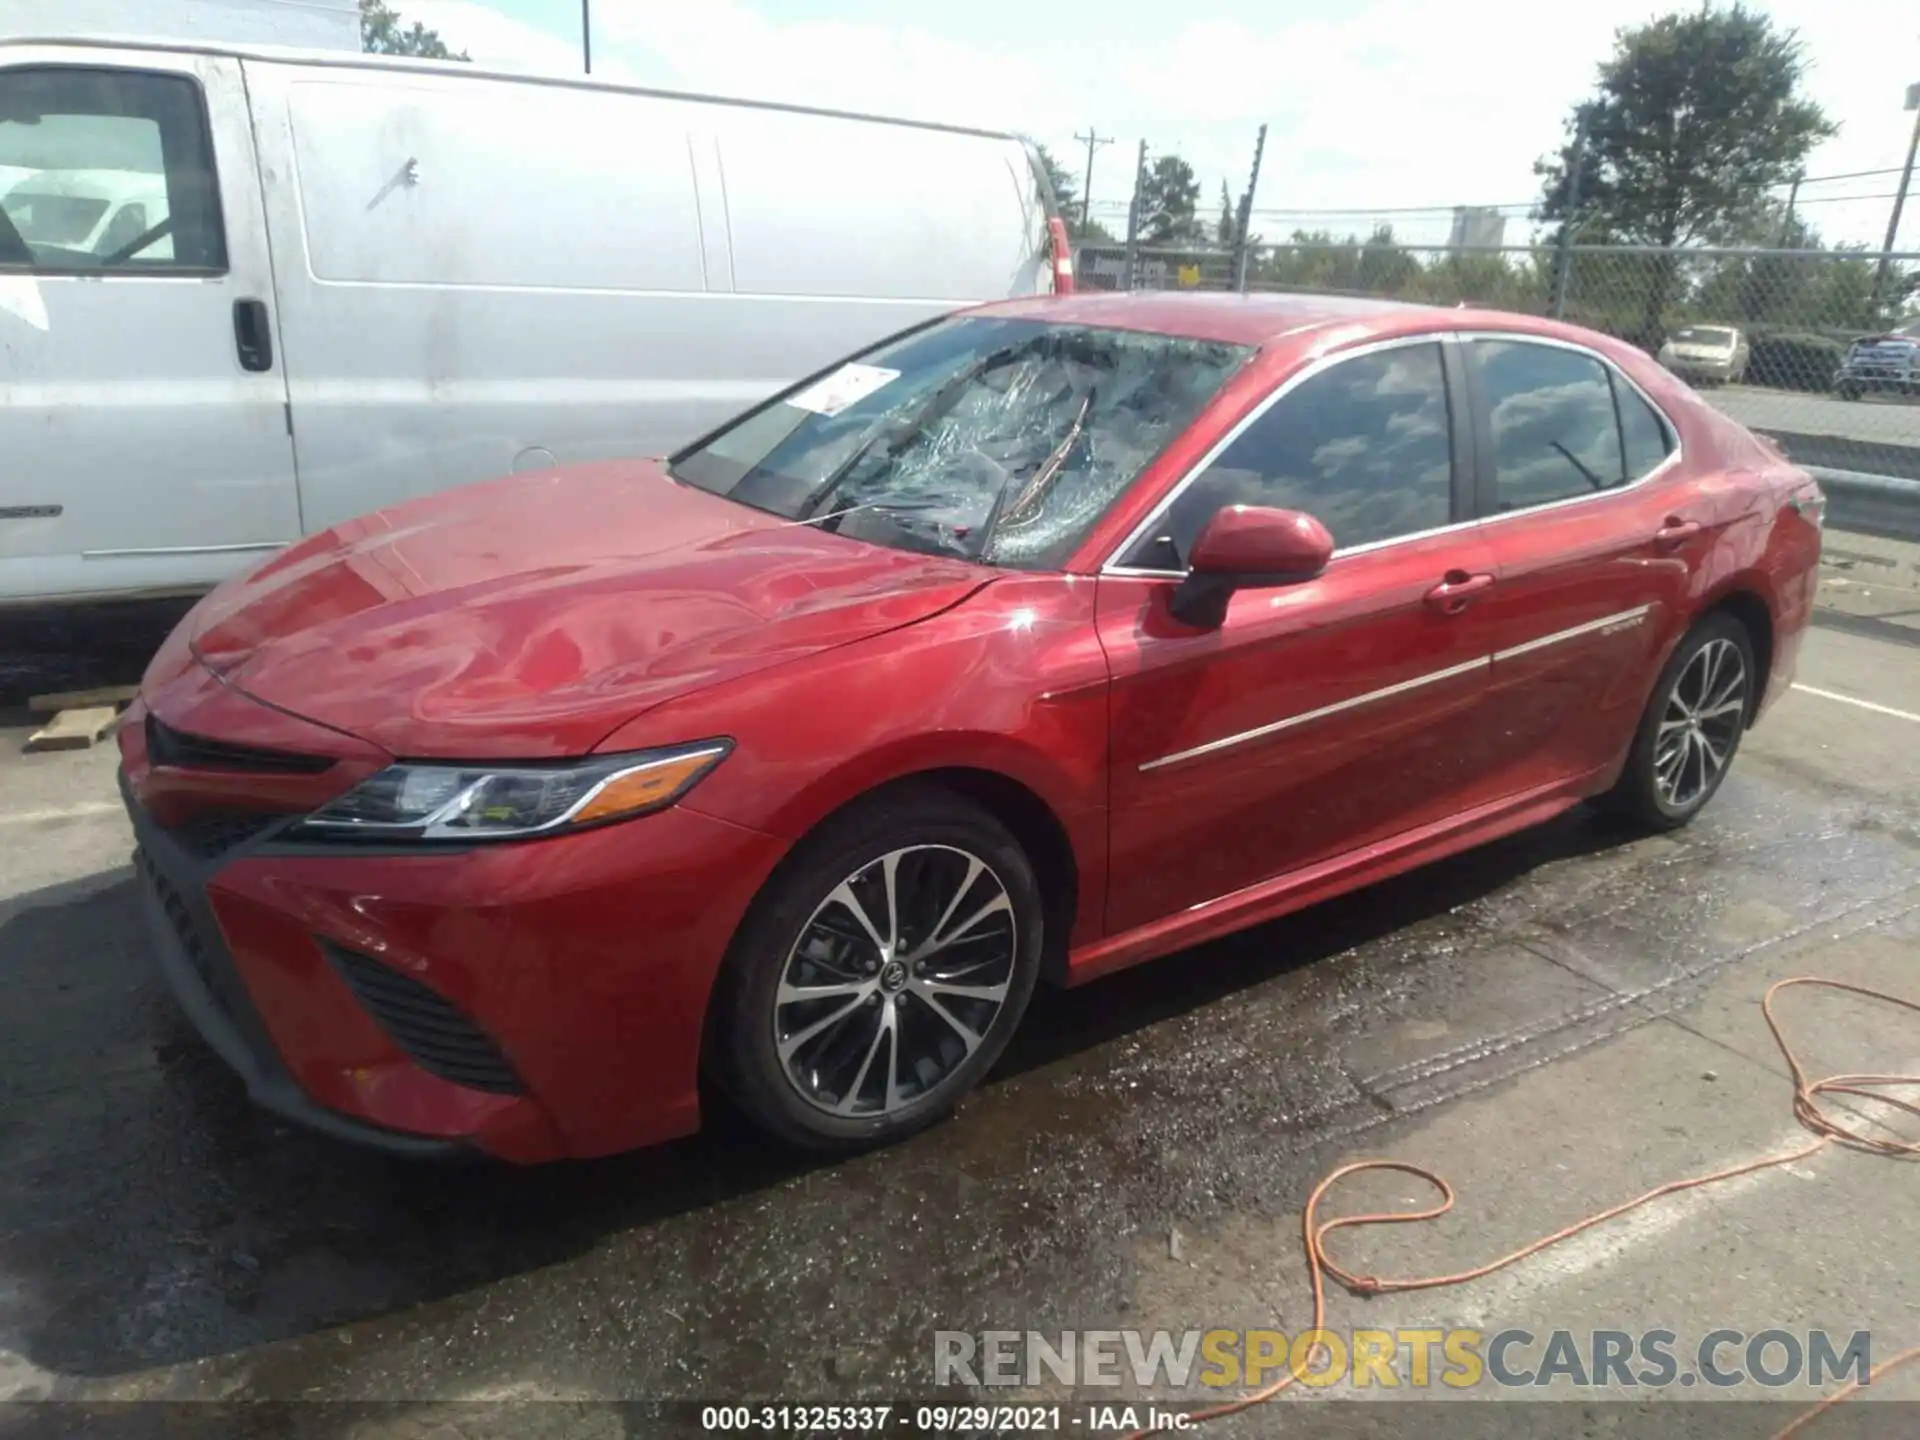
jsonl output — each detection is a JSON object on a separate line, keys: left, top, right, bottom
{"left": 1135, "top": 603, "right": 1655, "bottom": 773}
{"left": 1098, "top": 325, "right": 1685, "bottom": 580}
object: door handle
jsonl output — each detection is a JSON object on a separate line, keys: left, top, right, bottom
{"left": 1654, "top": 517, "right": 1702, "bottom": 549}
{"left": 1424, "top": 570, "right": 1495, "bottom": 615}
{"left": 233, "top": 298, "right": 273, "bottom": 372}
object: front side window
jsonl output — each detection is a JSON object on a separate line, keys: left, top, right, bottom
{"left": 1472, "top": 340, "right": 1627, "bottom": 512}
{"left": 1129, "top": 341, "right": 1455, "bottom": 568}
{"left": 0, "top": 67, "right": 223, "bottom": 272}
{"left": 669, "top": 316, "right": 1252, "bottom": 569}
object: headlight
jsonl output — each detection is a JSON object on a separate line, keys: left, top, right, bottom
{"left": 289, "top": 741, "right": 731, "bottom": 842}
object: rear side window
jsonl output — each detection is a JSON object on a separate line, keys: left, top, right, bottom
{"left": 1615, "top": 378, "right": 1676, "bottom": 480}
{"left": 1471, "top": 340, "right": 1626, "bottom": 511}
{"left": 0, "top": 67, "right": 224, "bottom": 272}
{"left": 1136, "top": 342, "right": 1455, "bottom": 565}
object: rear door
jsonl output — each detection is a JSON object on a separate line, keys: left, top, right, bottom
{"left": 0, "top": 48, "right": 298, "bottom": 602}
{"left": 1099, "top": 336, "right": 1510, "bottom": 934}
{"left": 1464, "top": 334, "right": 1708, "bottom": 792}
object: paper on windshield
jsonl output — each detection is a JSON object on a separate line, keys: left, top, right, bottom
{"left": 785, "top": 363, "right": 901, "bottom": 417}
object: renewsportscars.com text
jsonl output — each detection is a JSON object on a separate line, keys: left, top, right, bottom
{"left": 934, "top": 1327, "right": 1873, "bottom": 1391}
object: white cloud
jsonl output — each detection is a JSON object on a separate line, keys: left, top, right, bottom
{"left": 404, "top": 0, "right": 1919, "bottom": 250}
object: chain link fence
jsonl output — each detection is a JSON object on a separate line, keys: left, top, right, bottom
{"left": 1076, "top": 238, "right": 1920, "bottom": 534}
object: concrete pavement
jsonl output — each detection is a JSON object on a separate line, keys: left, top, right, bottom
{"left": 1, "top": 577, "right": 1918, "bottom": 1438}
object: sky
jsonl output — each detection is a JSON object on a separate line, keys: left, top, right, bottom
{"left": 394, "top": 0, "right": 1920, "bottom": 250}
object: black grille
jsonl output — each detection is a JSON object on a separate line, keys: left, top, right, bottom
{"left": 137, "top": 849, "right": 236, "bottom": 1028}
{"left": 325, "top": 944, "right": 524, "bottom": 1096}
{"left": 168, "top": 809, "right": 292, "bottom": 861}
{"left": 147, "top": 714, "right": 334, "bottom": 775}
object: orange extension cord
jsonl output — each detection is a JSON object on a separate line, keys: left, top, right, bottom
{"left": 1124, "top": 977, "right": 1920, "bottom": 1439}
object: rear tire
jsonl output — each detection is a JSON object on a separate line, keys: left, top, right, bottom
{"left": 709, "top": 784, "right": 1042, "bottom": 1152}
{"left": 1601, "top": 612, "right": 1756, "bottom": 832}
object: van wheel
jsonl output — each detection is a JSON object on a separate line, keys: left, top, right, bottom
{"left": 710, "top": 785, "right": 1042, "bottom": 1152}
{"left": 1601, "top": 613, "right": 1755, "bottom": 831}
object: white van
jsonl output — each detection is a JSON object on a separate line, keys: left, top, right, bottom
{"left": 0, "top": 38, "right": 1071, "bottom": 605}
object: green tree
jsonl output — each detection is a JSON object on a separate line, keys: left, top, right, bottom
{"left": 1216, "top": 181, "right": 1235, "bottom": 247}
{"left": 1536, "top": 2, "right": 1834, "bottom": 343}
{"left": 1136, "top": 154, "right": 1203, "bottom": 246}
{"left": 360, "top": 0, "right": 469, "bottom": 59}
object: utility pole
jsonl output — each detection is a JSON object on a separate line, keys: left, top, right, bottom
{"left": 1869, "top": 82, "right": 1920, "bottom": 320}
{"left": 1550, "top": 105, "right": 1592, "bottom": 320}
{"left": 1231, "top": 123, "right": 1268, "bottom": 292}
{"left": 1122, "top": 139, "right": 1147, "bottom": 291}
{"left": 1779, "top": 169, "right": 1803, "bottom": 245}
{"left": 582, "top": 0, "right": 592, "bottom": 73}
{"left": 1074, "top": 129, "right": 1113, "bottom": 235}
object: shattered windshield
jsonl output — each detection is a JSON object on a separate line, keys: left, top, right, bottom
{"left": 668, "top": 316, "right": 1253, "bottom": 569}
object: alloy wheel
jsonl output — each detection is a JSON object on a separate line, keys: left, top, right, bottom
{"left": 773, "top": 845, "right": 1017, "bottom": 1117}
{"left": 1654, "top": 637, "right": 1748, "bottom": 810}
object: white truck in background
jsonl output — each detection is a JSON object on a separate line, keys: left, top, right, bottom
{"left": 0, "top": 37, "right": 1071, "bottom": 605}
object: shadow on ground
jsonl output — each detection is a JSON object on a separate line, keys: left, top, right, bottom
{"left": 0, "top": 803, "right": 1631, "bottom": 1381}
{"left": 0, "top": 600, "right": 194, "bottom": 708}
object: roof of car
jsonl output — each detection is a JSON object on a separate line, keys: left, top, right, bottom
{"left": 973, "top": 290, "right": 1470, "bottom": 347}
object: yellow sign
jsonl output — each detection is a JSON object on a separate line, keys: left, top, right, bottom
{"left": 1177, "top": 264, "right": 1201, "bottom": 287}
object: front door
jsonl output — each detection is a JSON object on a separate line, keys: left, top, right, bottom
{"left": 0, "top": 50, "right": 298, "bottom": 602}
{"left": 1098, "top": 337, "right": 1509, "bottom": 935}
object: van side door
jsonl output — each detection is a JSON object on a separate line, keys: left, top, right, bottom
{"left": 0, "top": 47, "right": 299, "bottom": 604}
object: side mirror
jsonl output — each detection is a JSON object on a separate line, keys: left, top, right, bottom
{"left": 1168, "top": 505, "right": 1334, "bottom": 628}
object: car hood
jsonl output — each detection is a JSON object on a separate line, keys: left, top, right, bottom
{"left": 187, "top": 461, "right": 993, "bottom": 758}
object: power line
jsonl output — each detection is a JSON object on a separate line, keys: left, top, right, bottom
{"left": 1781, "top": 166, "right": 1907, "bottom": 187}
{"left": 1793, "top": 191, "right": 1904, "bottom": 206}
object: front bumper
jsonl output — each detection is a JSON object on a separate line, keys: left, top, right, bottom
{"left": 1665, "top": 358, "right": 1739, "bottom": 382}
{"left": 124, "top": 770, "right": 467, "bottom": 1159}
{"left": 121, "top": 684, "right": 790, "bottom": 1162}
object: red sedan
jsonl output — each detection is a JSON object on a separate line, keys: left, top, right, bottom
{"left": 119, "top": 293, "right": 1823, "bottom": 1161}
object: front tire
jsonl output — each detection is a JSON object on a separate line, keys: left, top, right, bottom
{"left": 1602, "top": 613, "right": 1756, "bottom": 831}
{"left": 710, "top": 785, "right": 1043, "bottom": 1152}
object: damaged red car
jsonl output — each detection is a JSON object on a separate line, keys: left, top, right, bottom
{"left": 119, "top": 292, "right": 1824, "bottom": 1161}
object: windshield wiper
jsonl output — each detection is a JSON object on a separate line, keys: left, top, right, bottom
{"left": 1551, "top": 440, "right": 1609, "bottom": 493}
{"left": 973, "top": 386, "right": 1097, "bottom": 561}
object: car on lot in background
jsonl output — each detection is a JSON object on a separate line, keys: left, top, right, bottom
{"left": 1, "top": 167, "right": 174, "bottom": 259}
{"left": 118, "top": 292, "right": 1825, "bottom": 1162}
{"left": 0, "top": 35, "right": 1071, "bottom": 607}
{"left": 1657, "top": 324, "right": 1750, "bottom": 386}
{"left": 1833, "top": 324, "right": 1920, "bottom": 399}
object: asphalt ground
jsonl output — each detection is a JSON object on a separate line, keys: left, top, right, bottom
{"left": 1, "top": 535, "right": 1918, "bottom": 1439}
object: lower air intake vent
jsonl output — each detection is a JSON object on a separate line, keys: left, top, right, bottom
{"left": 168, "top": 809, "right": 290, "bottom": 861}
{"left": 324, "top": 944, "right": 524, "bottom": 1096}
